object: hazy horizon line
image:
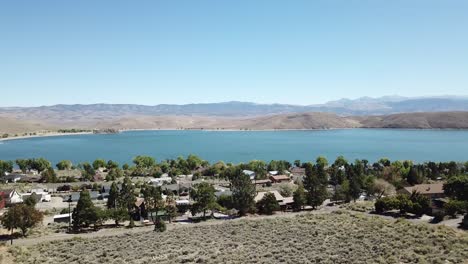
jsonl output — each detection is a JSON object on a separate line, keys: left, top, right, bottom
{"left": 1, "top": 94, "right": 468, "bottom": 108}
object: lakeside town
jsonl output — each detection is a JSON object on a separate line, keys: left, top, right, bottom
{"left": 1, "top": 155, "right": 466, "bottom": 251}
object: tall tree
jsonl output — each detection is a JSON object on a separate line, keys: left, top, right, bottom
{"left": 303, "top": 162, "right": 328, "bottom": 209}
{"left": 119, "top": 177, "right": 137, "bottom": 218}
{"left": 142, "top": 184, "right": 165, "bottom": 230}
{"left": 229, "top": 167, "right": 256, "bottom": 216}
{"left": 72, "top": 190, "right": 98, "bottom": 231}
{"left": 107, "top": 182, "right": 119, "bottom": 209}
{"left": 292, "top": 183, "right": 306, "bottom": 211}
{"left": 190, "top": 182, "right": 217, "bottom": 218}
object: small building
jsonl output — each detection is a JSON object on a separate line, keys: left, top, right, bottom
{"left": 242, "top": 170, "right": 256, "bottom": 180}
{"left": 252, "top": 179, "right": 272, "bottom": 186}
{"left": 255, "top": 190, "right": 285, "bottom": 204}
{"left": 53, "top": 213, "right": 72, "bottom": 223}
{"left": 269, "top": 175, "right": 291, "bottom": 184}
{"left": 290, "top": 167, "right": 306, "bottom": 176}
{"left": 401, "top": 183, "right": 445, "bottom": 200}
{"left": 148, "top": 176, "right": 172, "bottom": 186}
{"left": 2, "top": 189, "right": 23, "bottom": 205}
{"left": 1, "top": 173, "right": 26, "bottom": 183}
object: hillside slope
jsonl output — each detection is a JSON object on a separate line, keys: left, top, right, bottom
{"left": 357, "top": 112, "right": 468, "bottom": 129}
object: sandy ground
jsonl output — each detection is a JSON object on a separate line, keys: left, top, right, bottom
{"left": 0, "top": 132, "right": 93, "bottom": 142}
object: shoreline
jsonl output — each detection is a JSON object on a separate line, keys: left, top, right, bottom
{"left": 0, "top": 132, "right": 93, "bottom": 142}
{"left": 2, "top": 127, "right": 468, "bottom": 143}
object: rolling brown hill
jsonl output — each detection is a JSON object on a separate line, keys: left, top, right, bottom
{"left": 1, "top": 111, "right": 468, "bottom": 134}
{"left": 356, "top": 112, "right": 468, "bottom": 129}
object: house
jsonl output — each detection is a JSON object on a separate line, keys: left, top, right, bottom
{"left": 255, "top": 190, "right": 285, "bottom": 204}
{"left": 134, "top": 198, "right": 147, "bottom": 220}
{"left": 252, "top": 179, "right": 272, "bottom": 186}
{"left": 1, "top": 173, "right": 26, "bottom": 183}
{"left": 176, "top": 199, "right": 190, "bottom": 206}
{"left": 21, "top": 189, "right": 51, "bottom": 203}
{"left": 290, "top": 167, "right": 306, "bottom": 176}
{"left": 269, "top": 175, "right": 291, "bottom": 184}
{"left": 242, "top": 170, "right": 256, "bottom": 180}
{"left": 254, "top": 190, "right": 295, "bottom": 210}
{"left": 2, "top": 189, "right": 23, "bottom": 205}
{"left": 148, "top": 176, "right": 172, "bottom": 186}
{"left": 401, "top": 183, "right": 445, "bottom": 200}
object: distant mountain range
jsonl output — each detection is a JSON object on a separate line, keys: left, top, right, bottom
{"left": 2, "top": 96, "right": 468, "bottom": 118}
{"left": 1, "top": 96, "right": 468, "bottom": 133}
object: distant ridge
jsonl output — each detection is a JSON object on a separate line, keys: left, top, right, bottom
{"left": 2, "top": 96, "right": 468, "bottom": 118}
{"left": 2, "top": 96, "right": 468, "bottom": 134}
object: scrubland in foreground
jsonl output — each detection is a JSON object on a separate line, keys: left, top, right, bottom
{"left": 10, "top": 211, "right": 468, "bottom": 264}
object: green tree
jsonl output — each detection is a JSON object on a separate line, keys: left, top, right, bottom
{"left": 142, "top": 185, "right": 165, "bottom": 230}
{"left": 80, "top": 162, "right": 95, "bottom": 181}
{"left": 133, "top": 155, "right": 156, "bottom": 169}
{"left": 24, "top": 196, "right": 37, "bottom": 207}
{"left": 106, "top": 160, "right": 119, "bottom": 170}
{"left": 119, "top": 177, "right": 137, "bottom": 217}
{"left": 1, "top": 204, "right": 43, "bottom": 237}
{"left": 107, "top": 208, "right": 128, "bottom": 226}
{"left": 191, "top": 182, "right": 217, "bottom": 218}
{"left": 0, "top": 160, "right": 14, "bottom": 176}
{"left": 256, "top": 192, "right": 280, "bottom": 215}
{"left": 72, "top": 190, "right": 98, "bottom": 231}
{"left": 56, "top": 160, "right": 72, "bottom": 170}
{"left": 187, "top": 154, "right": 204, "bottom": 170}
{"left": 106, "top": 168, "right": 124, "bottom": 181}
{"left": 165, "top": 194, "right": 178, "bottom": 223}
{"left": 303, "top": 162, "right": 328, "bottom": 209}
{"left": 107, "top": 182, "right": 119, "bottom": 209}
{"left": 41, "top": 167, "right": 58, "bottom": 183}
{"left": 294, "top": 160, "right": 301, "bottom": 167}
{"left": 444, "top": 175, "right": 468, "bottom": 201}
{"left": 292, "top": 184, "right": 306, "bottom": 211}
{"left": 92, "top": 159, "right": 106, "bottom": 170}
{"left": 229, "top": 167, "right": 256, "bottom": 216}
{"left": 15, "top": 159, "right": 30, "bottom": 173}
{"left": 30, "top": 158, "right": 51, "bottom": 173}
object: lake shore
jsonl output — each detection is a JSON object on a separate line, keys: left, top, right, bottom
{"left": 0, "top": 131, "right": 94, "bottom": 142}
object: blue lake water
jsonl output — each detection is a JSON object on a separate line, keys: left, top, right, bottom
{"left": 0, "top": 129, "right": 467, "bottom": 165}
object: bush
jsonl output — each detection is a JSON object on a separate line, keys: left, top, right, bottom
{"left": 256, "top": 192, "right": 280, "bottom": 215}
{"left": 154, "top": 219, "right": 166, "bottom": 232}
{"left": 444, "top": 200, "right": 468, "bottom": 217}
{"left": 374, "top": 192, "right": 430, "bottom": 216}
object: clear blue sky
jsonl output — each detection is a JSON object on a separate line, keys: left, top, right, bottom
{"left": 1, "top": 0, "right": 467, "bottom": 107}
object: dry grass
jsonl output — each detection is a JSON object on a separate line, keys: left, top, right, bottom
{"left": 340, "top": 201, "right": 376, "bottom": 213}
{"left": 10, "top": 211, "right": 468, "bottom": 264}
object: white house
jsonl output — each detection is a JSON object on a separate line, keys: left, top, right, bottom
{"left": 148, "top": 176, "right": 173, "bottom": 186}
{"left": 4, "top": 190, "right": 23, "bottom": 205}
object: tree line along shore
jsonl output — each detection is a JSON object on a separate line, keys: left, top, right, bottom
{"left": 0, "top": 155, "right": 467, "bottom": 244}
